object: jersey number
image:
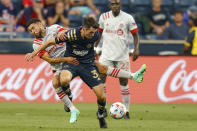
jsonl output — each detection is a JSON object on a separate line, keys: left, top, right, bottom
{"left": 91, "top": 70, "right": 101, "bottom": 80}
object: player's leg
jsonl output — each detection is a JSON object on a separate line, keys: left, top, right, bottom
{"left": 92, "top": 84, "right": 107, "bottom": 128}
{"left": 60, "top": 70, "right": 73, "bottom": 87}
{"left": 62, "top": 85, "right": 73, "bottom": 101}
{"left": 52, "top": 74, "right": 74, "bottom": 112}
{"left": 95, "top": 61, "right": 133, "bottom": 79}
{"left": 98, "top": 58, "right": 114, "bottom": 94}
{"left": 95, "top": 61, "right": 146, "bottom": 82}
{"left": 116, "top": 61, "right": 130, "bottom": 120}
{"left": 60, "top": 63, "right": 80, "bottom": 123}
{"left": 119, "top": 78, "right": 130, "bottom": 119}
{"left": 79, "top": 63, "right": 107, "bottom": 128}
{"left": 62, "top": 85, "right": 73, "bottom": 112}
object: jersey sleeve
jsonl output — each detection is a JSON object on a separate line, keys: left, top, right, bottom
{"left": 55, "top": 28, "right": 77, "bottom": 44}
{"left": 50, "top": 24, "right": 65, "bottom": 33}
{"left": 185, "top": 30, "right": 195, "bottom": 47}
{"left": 128, "top": 15, "right": 138, "bottom": 34}
{"left": 98, "top": 13, "right": 104, "bottom": 32}
{"left": 32, "top": 39, "right": 47, "bottom": 57}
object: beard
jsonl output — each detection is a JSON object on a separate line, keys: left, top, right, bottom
{"left": 35, "top": 31, "right": 43, "bottom": 38}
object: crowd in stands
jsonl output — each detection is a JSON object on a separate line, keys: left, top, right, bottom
{"left": 0, "top": 0, "right": 100, "bottom": 33}
{"left": 0, "top": 0, "right": 197, "bottom": 41}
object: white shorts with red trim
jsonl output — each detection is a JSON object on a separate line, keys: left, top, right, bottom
{"left": 99, "top": 57, "right": 130, "bottom": 72}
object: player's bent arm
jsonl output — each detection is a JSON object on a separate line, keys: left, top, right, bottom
{"left": 41, "top": 52, "right": 79, "bottom": 65}
{"left": 32, "top": 38, "right": 56, "bottom": 57}
{"left": 132, "top": 32, "right": 139, "bottom": 49}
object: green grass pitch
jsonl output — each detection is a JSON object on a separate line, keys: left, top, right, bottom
{"left": 0, "top": 102, "right": 197, "bottom": 131}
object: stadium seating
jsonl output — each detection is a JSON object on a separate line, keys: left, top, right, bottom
{"left": 67, "top": 15, "right": 83, "bottom": 28}
{"left": 121, "top": 0, "right": 130, "bottom": 13}
{"left": 129, "top": 0, "right": 151, "bottom": 14}
{"left": 174, "top": 0, "right": 195, "bottom": 11}
{"left": 93, "top": 0, "right": 109, "bottom": 13}
{"left": 162, "top": 0, "right": 174, "bottom": 12}
{"left": 161, "top": 0, "right": 174, "bottom": 19}
{"left": 11, "top": 0, "right": 23, "bottom": 14}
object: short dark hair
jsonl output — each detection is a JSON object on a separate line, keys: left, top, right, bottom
{"left": 83, "top": 16, "right": 99, "bottom": 29}
{"left": 26, "top": 18, "right": 41, "bottom": 29}
{"left": 189, "top": 16, "right": 197, "bottom": 26}
{"left": 174, "top": 9, "right": 183, "bottom": 15}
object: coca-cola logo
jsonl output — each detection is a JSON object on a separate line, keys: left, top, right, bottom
{"left": 0, "top": 61, "right": 83, "bottom": 101}
{"left": 158, "top": 59, "right": 197, "bottom": 102}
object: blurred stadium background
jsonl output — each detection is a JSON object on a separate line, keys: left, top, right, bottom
{"left": 0, "top": 0, "right": 197, "bottom": 131}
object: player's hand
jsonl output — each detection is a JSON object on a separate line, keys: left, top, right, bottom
{"left": 64, "top": 57, "right": 79, "bottom": 65}
{"left": 57, "top": 30, "right": 67, "bottom": 42}
{"left": 95, "top": 53, "right": 99, "bottom": 60}
{"left": 25, "top": 53, "right": 35, "bottom": 62}
{"left": 132, "top": 48, "right": 139, "bottom": 61}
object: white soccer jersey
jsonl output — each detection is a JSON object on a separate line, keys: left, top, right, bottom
{"left": 33, "top": 24, "right": 66, "bottom": 71}
{"left": 98, "top": 10, "right": 138, "bottom": 61}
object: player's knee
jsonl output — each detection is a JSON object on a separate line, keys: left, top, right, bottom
{"left": 60, "top": 77, "right": 71, "bottom": 86}
{"left": 96, "top": 62, "right": 108, "bottom": 74}
{"left": 52, "top": 79, "right": 59, "bottom": 89}
{"left": 119, "top": 78, "right": 128, "bottom": 86}
{"left": 60, "top": 70, "right": 72, "bottom": 86}
{"left": 52, "top": 75, "right": 60, "bottom": 89}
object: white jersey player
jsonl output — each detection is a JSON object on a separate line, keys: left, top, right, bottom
{"left": 97, "top": 0, "right": 146, "bottom": 119}
{"left": 33, "top": 25, "right": 67, "bottom": 74}
{"left": 26, "top": 19, "right": 80, "bottom": 124}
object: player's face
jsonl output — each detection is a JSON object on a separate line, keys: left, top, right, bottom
{"left": 28, "top": 23, "right": 43, "bottom": 38}
{"left": 174, "top": 13, "right": 183, "bottom": 23}
{"left": 84, "top": 27, "right": 97, "bottom": 39}
{"left": 110, "top": 0, "right": 121, "bottom": 16}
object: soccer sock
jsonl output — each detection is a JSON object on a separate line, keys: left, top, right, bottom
{"left": 62, "top": 85, "right": 73, "bottom": 100}
{"left": 120, "top": 85, "right": 130, "bottom": 112}
{"left": 107, "top": 66, "right": 134, "bottom": 79}
{"left": 55, "top": 87, "right": 75, "bottom": 111}
{"left": 103, "top": 83, "right": 106, "bottom": 94}
{"left": 97, "top": 99, "right": 106, "bottom": 115}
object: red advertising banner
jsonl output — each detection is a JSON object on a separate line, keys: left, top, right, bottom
{"left": 0, "top": 55, "right": 196, "bottom": 103}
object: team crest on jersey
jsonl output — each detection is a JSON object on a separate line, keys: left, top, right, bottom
{"left": 86, "top": 44, "right": 92, "bottom": 48}
{"left": 117, "top": 29, "right": 124, "bottom": 36}
{"left": 72, "top": 44, "right": 77, "bottom": 48}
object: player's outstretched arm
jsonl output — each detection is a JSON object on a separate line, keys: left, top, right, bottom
{"left": 41, "top": 52, "right": 79, "bottom": 65}
{"left": 25, "top": 38, "right": 56, "bottom": 62}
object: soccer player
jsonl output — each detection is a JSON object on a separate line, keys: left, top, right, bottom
{"left": 26, "top": 17, "right": 108, "bottom": 128}
{"left": 96, "top": 0, "right": 146, "bottom": 119}
{"left": 25, "top": 17, "right": 146, "bottom": 128}
{"left": 26, "top": 19, "right": 80, "bottom": 124}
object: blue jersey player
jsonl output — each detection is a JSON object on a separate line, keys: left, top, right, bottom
{"left": 26, "top": 17, "right": 108, "bottom": 128}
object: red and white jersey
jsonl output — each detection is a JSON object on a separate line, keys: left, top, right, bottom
{"left": 98, "top": 10, "right": 138, "bottom": 61}
{"left": 32, "top": 24, "right": 66, "bottom": 71}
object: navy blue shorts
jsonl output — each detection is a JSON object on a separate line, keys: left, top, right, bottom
{"left": 62, "top": 62, "right": 102, "bottom": 88}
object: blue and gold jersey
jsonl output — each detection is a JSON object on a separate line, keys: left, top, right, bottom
{"left": 55, "top": 27, "right": 99, "bottom": 63}
{"left": 185, "top": 27, "right": 197, "bottom": 55}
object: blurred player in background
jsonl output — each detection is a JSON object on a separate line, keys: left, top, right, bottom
{"left": 26, "top": 18, "right": 80, "bottom": 124}
{"left": 182, "top": 16, "right": 197, "bottom": 55}
{"left": 96, "top": 0, "right": 146, "bottom": 119}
